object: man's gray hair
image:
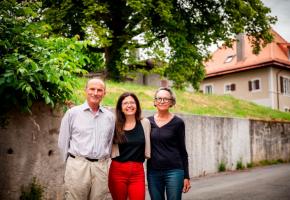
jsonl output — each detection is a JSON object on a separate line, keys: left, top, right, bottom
{"left": 85, "top": 77, "right": 106, "bottom": 90}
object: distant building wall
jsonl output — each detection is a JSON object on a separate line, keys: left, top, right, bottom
{"left": 200, "top": 67, "right": 290, "bottom": 112}
{"left": 128, "top": 73, "right": 172, "bottom": 88}
{"left": 201, "top": 68, "right": 271, "bottom": 102}
{"left": 0, "top": 105, "right": 289, "bottom": 199}
{"left": 273, "top": 68, "right": 290, "bottom": 111}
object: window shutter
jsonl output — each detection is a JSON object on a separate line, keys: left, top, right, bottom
{"left": 231, "top": 84, "right": 236, "bottom": 91}
{"left": 255, "top": 80, "right": 260, "bottom": 90}
{"left": 248, "top": 81, "right": 252, "bottom": 91}
{"left": 280, "top": 76, "right": 284, "bottom": 93}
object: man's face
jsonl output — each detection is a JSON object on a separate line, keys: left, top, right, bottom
{"left": 85, "top": 79, "right": 106, "bottom": 107}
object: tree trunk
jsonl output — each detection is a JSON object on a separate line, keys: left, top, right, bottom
{"left": 105, "top": 46, "right": 120, "bottom": 81}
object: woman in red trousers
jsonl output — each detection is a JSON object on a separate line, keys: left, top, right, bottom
{"left": 109, "top": 92, "right": 151, "bottom": 200}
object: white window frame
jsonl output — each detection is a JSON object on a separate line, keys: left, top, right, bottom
{"left": 204, "top": 84, "right": 213, "bottom": 94}
{"left": 224, "top": 83, "right": 236, "bottom": 94}
{"left": 249, "top": 78, "right": 261, "bottom": 92}
{"left": 281, "top": 76, "right": 290, "bottom": 96}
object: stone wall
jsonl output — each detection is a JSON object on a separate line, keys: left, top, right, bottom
{"left": 0, "top": 106, "right": 289, "bottom": 199}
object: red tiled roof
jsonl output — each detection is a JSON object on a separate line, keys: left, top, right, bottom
{"left": 205, "top": 29, "right": 290, "bottom": 77}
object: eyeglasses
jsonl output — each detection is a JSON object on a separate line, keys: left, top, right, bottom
{"left": 122, "top": 101, "right": 136, "bottom": 106}
{"left": 154, "top": 97, "right": 172, "bottom": 103}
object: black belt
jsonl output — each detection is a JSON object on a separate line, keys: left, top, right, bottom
{"left": 69, "top": 153, "right": 99, "bottom": 162}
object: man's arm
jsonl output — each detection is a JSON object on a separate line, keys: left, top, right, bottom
{"left": 58, "top": 110, "right": 71, "bottom": 162}
{"left": 107, "top": 114, "right": 116, "bottom": 156}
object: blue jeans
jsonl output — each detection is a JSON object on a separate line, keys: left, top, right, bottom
{"left": 147, "top": 169, "right": 184, "bottom": 200}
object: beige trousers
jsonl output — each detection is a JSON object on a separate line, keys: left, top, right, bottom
{"left": 64, "top": 156, "right": 110, "bottom": 200}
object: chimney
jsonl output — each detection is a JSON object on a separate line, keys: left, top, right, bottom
{"left": 236, "top": 33, "right": 245, "bottom": 62}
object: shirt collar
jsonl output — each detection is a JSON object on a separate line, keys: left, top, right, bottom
{"left": 82, "top": 101, "right": 104, "bottom": 113}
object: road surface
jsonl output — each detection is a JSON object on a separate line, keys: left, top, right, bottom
{"left": 146, "top": 163, "right": 290, "bottom": 200}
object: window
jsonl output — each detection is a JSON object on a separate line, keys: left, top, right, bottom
{"left": 280, "top": 76, "right": 290, "bottom": 95}
{"left": 248, "top": 79, "right": 261, "bottom": 91}
{"left": 224, "top": 55, "right": 235, "bottom": 63}
{"left": 224, "top": 83, "right": 236, "bottom": 93}
{"left": 204, "top": 84, "right": 213, "bottom": 94}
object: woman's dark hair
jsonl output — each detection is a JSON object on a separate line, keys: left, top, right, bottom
{"left": 114, "top": 92, "right": 142, "bottom": 144}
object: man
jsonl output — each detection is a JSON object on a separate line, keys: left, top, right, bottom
{"left": 58, "top": 78, "right": 115, "bottom": 200}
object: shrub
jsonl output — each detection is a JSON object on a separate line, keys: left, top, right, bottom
{"left": 259, "top": 159, "right": 285, "bottom": 166}
{"left": 246, "top": 162, "right": 253, "bottom": 168}
{"left": 218, "top": 161, "right": 226, "bottom": 172}
{"left": 236, "top": 160, "right": 245, "bottom": 170}
{"left": 20, "top": 177, "right": 44, "bottom": 200}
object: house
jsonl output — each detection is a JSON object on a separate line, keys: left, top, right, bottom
{"left": 200, "top": 30, "right": 290, "bottom": 112}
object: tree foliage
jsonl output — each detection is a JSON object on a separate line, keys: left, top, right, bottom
{"left": 42, "top": 0, "right": 276, "bottom": 89}
{"left": 0, "top": 0, "right": 103, "bottom": 118}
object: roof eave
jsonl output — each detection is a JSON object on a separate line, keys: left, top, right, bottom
{"left": 205, "top": 60, "right": 290, "bottom": 78}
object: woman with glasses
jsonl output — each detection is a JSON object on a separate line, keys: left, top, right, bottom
{"left": 109, "top": 92, "right": 151, "bottom": 200}
{"left": 147, "top": 87, "right": 191, "bottom": 200}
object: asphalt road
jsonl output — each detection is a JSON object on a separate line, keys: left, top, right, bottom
{"left": 146, "top": 163, "right": 290, "bottom": 200}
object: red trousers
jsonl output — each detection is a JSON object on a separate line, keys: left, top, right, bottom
{"left": 108, "top": 160, "right": 145, "bottom": 200}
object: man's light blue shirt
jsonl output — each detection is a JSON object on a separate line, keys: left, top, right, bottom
{"left": 58, "top": 102, "right": 115, "bottom": 161}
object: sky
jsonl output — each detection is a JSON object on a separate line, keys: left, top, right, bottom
{"left": 262, "top": 0, "right": 290, "bottom": 41}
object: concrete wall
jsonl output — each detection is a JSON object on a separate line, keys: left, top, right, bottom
{"left": 0, "top": 103, "right": 64, "bottom": 200}
{"left": 0, "top": 105, "right": 289, "bottom": 199}
{"left": 250, "top": 120, "right": 290, "bottom": 162}
{"left": 181, "top": 115, "right": 251, "bottom": 176}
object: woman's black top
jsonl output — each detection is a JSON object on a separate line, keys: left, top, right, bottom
{"left": 147, "top": 115, "right": 189, "bottom": 179}
{"left": 112, "top": 121, "right": 145, "bottom": 163}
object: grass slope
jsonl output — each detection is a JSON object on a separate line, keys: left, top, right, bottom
{"left": 70, "top": 78, "right": 290, "bottom": 121}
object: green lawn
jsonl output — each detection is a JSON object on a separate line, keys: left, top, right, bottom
{"left": 70, "top": 77, "right": 290, "bottom": 121}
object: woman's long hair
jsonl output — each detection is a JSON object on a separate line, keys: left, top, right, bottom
{"left": 114, "top": 92, "right": 142, "bottom": 144}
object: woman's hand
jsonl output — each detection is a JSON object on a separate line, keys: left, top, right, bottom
{"left": 183, "top": 178, "right": 191, "bottom": 193}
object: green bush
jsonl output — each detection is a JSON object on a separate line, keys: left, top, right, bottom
{"left": 218, "top": 161, "right": 226, "bottom": 172}
{"left": 277, "top": 159, "right": 284, "bottom": 164}
{"left": 236, "top": 160, "right": 245, "bottom": 170}
{"left": 246, "top": 162, "right": 253, "bottom": 168}
{"left": 20, "top": 177, "right": 44, "bottom": 200}
{"left": 259, "top": 159, "right": 285, "bottom": 166}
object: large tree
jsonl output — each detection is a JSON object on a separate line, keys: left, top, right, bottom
{"left": 42, "top": 0, "right": 276, "bottom": 89}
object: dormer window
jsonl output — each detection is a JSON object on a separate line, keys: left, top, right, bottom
{"left": 224, "top": 55, "right": 235, "bottom": 63}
